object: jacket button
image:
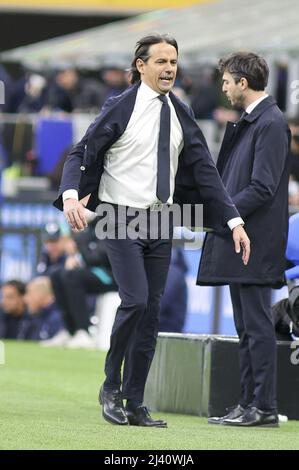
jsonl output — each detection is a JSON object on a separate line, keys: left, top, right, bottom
{"left": 80, "top": 166, "right": 86, "bottom": 171}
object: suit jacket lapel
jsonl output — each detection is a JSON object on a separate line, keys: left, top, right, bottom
{"left": 84, "top": 84, "right": 139, "bottom": 166}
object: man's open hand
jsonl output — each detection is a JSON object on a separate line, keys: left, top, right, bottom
{"left": 232, "top": 225, "right": 250, "bottom": 265}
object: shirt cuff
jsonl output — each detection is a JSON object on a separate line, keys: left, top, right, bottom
{"left": 62, "top": 190, "right": 79, "bottom": 202}
{"left": 227, "top": 217, "right": 244, "bottom": 231}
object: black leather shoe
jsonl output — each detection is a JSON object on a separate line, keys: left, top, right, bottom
{"left": 208, "top": 404, "right": 245, "bottom": 424}
{"left": 125, "top": 406, "right": 167, "bottom": 428}
{"left": 99, "top": 386, "right": 129, "bottom": 425}
{"left": 223, "top": 406, "right": 279, "bottom": 427}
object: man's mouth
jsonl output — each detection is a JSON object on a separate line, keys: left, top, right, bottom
{"left": 160, "top": 77, "right": 173, "bottom": 82}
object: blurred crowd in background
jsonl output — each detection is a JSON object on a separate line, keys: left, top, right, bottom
{"left": 0, "top": 60, "right": 298, "bottom": 204}
{"left": 0, "top": 217, "right": 188, "bottom": 347}
{"left": 0, "top": 57, "right": 299, "bottom": 345}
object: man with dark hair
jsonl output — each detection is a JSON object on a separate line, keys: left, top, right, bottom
{"left": 54, "top": 34, "right": 250, "bottom": 427}
{"left": 0, "top": 280, "right": 29, "bottom": 339}
{"left": 37, "top": 222, "right": 67, "bottom": 276}
{"left": 198, "top": 52, "right": 291, "bottom": 427}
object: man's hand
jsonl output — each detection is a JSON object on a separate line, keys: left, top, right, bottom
{"left": 63, "top": 198, "right": 87, "bottom": 232}
{"left": 232, "top": 225, "right": 250, "bottom": 265}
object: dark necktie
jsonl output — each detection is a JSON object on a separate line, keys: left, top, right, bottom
{"left": 157, "top": 94, "right": 171, "bottom": 203}
{"left": 239, "top": 110, "right": 248, "bottom": 121}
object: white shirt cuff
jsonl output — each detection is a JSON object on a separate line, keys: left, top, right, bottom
{"left": 62, "top": 190, "right": 79, "bottom": 202}
{"left": 227, "top": 217, "right": 244, "bottom": 230}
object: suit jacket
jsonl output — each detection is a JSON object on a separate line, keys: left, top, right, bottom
{"left": 198, "top": 96, "right": 291, "bottom": 287}
{"left": 53, "top": 83, "right": 239, "bottom": 230}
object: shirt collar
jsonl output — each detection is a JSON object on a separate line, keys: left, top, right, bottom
{"left": 245, "top": 94, "right": 269, "bottom": 114}
{"left": 139, "top": 81, "right": 170, "bottom": 101}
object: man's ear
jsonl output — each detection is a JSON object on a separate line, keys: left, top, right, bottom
{"left": 136, "top": 58, "right": 144, "bottom": 75}
{"left": 239, "top": 77, "right": 249, "bottom": 90}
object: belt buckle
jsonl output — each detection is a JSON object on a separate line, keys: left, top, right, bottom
{"left": 150, "top": 202, "right": 164, "bottom": 211}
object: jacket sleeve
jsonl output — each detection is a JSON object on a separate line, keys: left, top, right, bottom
{"left": 56, "top": 115, "right": 100, "bottom": 196}
{"left": 231, "top": 119, "right": 290, "bottom": 219}
{"left": 53, "top": 95, "right": 121, "bottom": 209}
{"left": 183, "top": 120, "right": 240, "bottom": 228}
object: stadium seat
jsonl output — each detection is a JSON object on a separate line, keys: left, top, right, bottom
{"left": 285, "top": 212, "right": 299, "bottom": 280}
{"left": 35, "top": 117, "right": 73, "bottom": 175}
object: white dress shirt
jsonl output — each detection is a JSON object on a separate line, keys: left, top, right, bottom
{"left": 63, "top": 82, "right": 245, "bottom": 230}
{"left": 246, "top": 94, "right": 268, "bottom": 114}
{"left": 98, "top": 81, "right": 183, "bottom": 208}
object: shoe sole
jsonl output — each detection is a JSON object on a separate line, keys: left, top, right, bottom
{"left": 128, "top": 421, "right": 167, "bottom": 428}
{"left": 223, "top": 421, "right": 279, "bottom": 428}
{"left": 127, "top": 416, "right": 167, "bottom": 428}
{"left": 208, "top": 415, "right": 243, "bottom": 425}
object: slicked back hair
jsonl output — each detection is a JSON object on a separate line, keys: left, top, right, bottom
{"left": 130, "top": 34, "right": 178, "bottom": 84}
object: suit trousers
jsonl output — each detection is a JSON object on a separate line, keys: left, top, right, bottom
{"left": 102, "top": 207, "right": 173, "bottom": 405}
{"left": 229, "top": 284, "right": 277, "bottom": 411}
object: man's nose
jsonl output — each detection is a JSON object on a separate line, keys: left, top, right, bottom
{"left": 165, "top": 63, "right": 174, "bottom": 72}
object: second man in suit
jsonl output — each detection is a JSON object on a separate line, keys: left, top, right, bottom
{"left": 198, "top": 52, "right": 290, "bottom": 427}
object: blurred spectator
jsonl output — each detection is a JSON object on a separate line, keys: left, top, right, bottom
{"left": 275, "top": 61, "right": 288, "bottom": 112}
{"left": 174, "top": 67, "right": 192, "bottom": 95}
{"left": 47, "top": 145, "right": 70, "bottom": 191}
{"left": 0, "top": 280, "right": 29, "bottom": 339}
{"left": 36, "top": 222, "right": 67, "bottom": 275}
{"left": 46, "top": 68, "right": 106, "bottom": 113}
{"left": 212, "top": 106, "right": 239, "bottom": 125}
{"left": 190, "top": 66, "right": 220, "bottom": 119}
{"left": 172, "top": 85, "right": 190, "bottom": 104}
{"left": 288, "top": 118, "right": 299, "bottom": 205}
{"left": 18, "top": 73, "right": 47, "bottom": 113}
{"left": 45, "top": 216, "right": 117, "bottom": 349}
{"left": 23, "top": 276, "right": 63, "bottom": 341}
{"left": 7, "top": 72, "right": 47, "bottom": 113}
{"left": 288, "top": 118, "right": 299, "bottom": 181}
{"left": 0, "top": 64, "right": 13, "bottom": 113}
{"left": 159, "top": 247, "right": 188, "bottom": 333}
{"left": 100, "top": 65, "right": 128, "bottom": 101}
{"left": 273, "top": 286, "right": 299, "bottom": 341}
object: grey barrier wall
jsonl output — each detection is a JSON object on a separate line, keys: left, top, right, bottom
{"left": 144, "top": 333, "right": 299, "bottom": 419}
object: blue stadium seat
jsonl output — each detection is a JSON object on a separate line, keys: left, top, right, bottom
{"left": 35, "top": 117, "right": 73, "bottom": 175}
{"left": 285, "top": 212, "right": 299, "bottom": 280}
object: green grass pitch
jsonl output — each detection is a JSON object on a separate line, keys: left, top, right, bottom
{"left": 1, "top": 341, "right": 299, "bottom": 450}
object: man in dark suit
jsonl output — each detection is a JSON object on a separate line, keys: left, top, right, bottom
{"left": 54, "top": 34, "right": 250, "bottom": 427}
{"left": 198, "top": 52, "right": 291, "bottom": 427}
